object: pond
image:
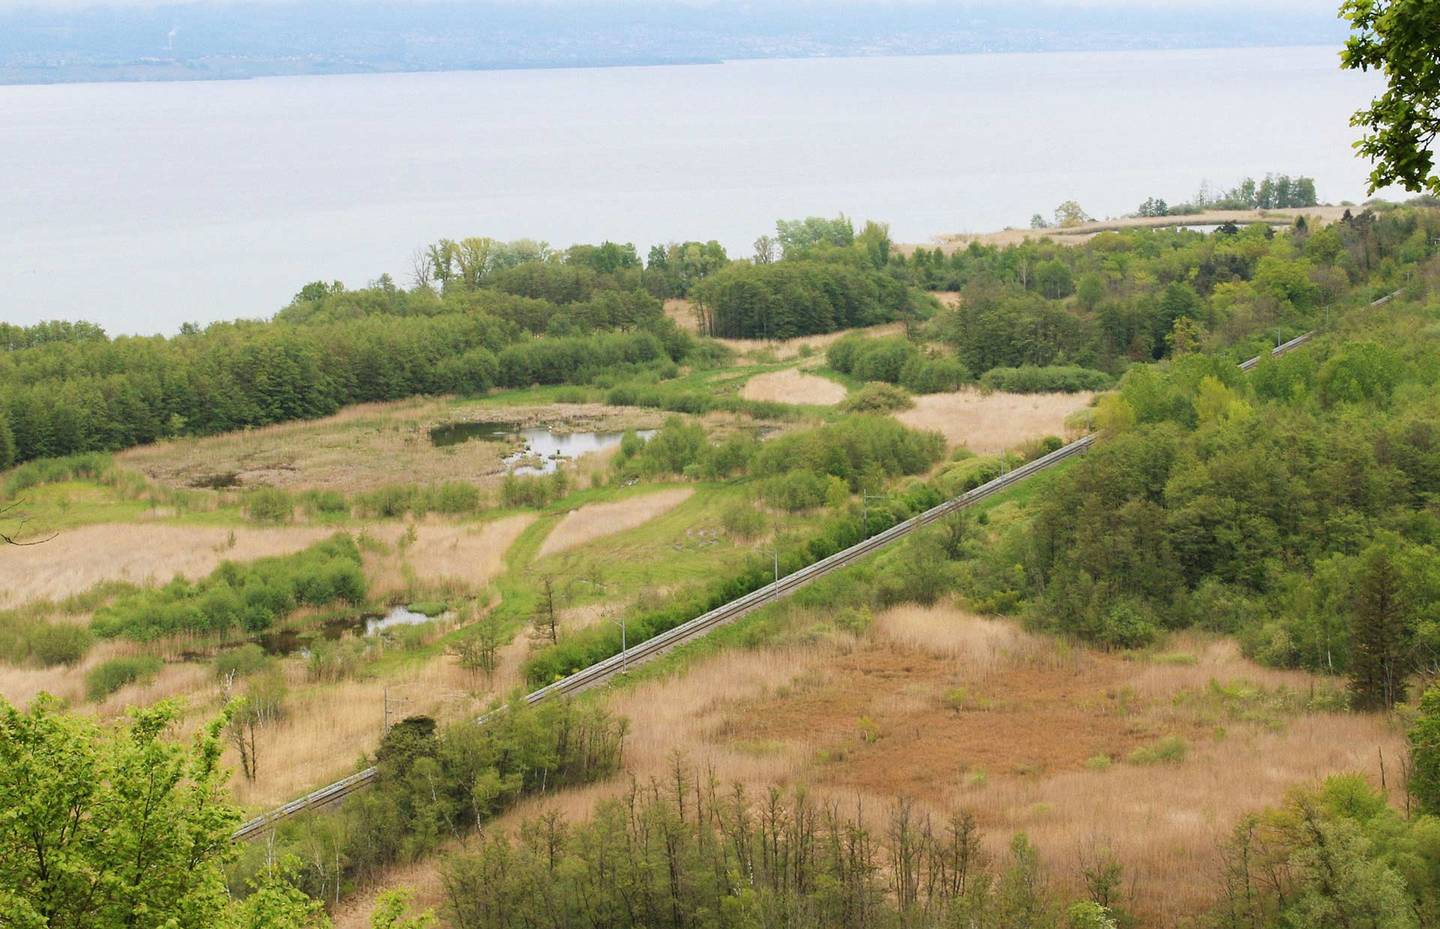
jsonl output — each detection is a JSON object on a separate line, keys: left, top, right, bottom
{"left": 429, "top": 421, "right": 656, "bottom": 474}
{"left": 252, "top": 605, "right": 442, "bottom": 656}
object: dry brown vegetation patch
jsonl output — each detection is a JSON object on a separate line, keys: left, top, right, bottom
{"left": 537, "top": 488, "right": 694, "bottom": 558}
{"left": 120, "top": 399, "right": 664, "bottom": 493}
{"left": 326, "top": 605, "right": 1403, "bottom": 927}
{"left": 360, "top": 515, "right": 536, "bottom": 599}
{"left": 739, "top": 369, "right": 848, "bottom": 406}
{"left": 904, "top": 206, "right": 1351, "bottom": 252}
{"left": 0, "top": 523, "right": 335, "bottom": 607}
{"left": 895, "top": 388, "right": 1093, "bottom": 455}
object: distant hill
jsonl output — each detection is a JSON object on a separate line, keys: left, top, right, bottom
{"left": 0, "top": 0, "right": 1347, "bottom": 85}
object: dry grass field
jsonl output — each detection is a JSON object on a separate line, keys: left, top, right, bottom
{"left": 739, "top": 369, "right": 848, "bottom": 406}
{"left": 663, "top": 300, "right": 905, "bottom": 360}
{"left": 120, "top": 399, "right": 664, "bottom": 493}
{"left": 896, "top": 388, "right": 1094, "bottom": 455}
{"left": 332, "top": 602, "right": 1398, "bottom": 927}
{"left": 0, "top": 523, "right": 336, "bottom": 607}
{"left": 537, "top": 488, "right": 694, "bottom": 558}
{"left": 901, "top": 206, "right": 1352, "bottom": 252}
{"left": 363, "top": 515, "right": 537, "bottom": 598}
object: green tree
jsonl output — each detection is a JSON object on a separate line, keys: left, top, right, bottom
{"left": 226, "top": 858, "right": 332, "bottom": 929}
{"left": 0, "top": 414, "right": 14, "bottom": 470}
{"left": 0, "top": 697, "right": 240, "bottom": 928}
{"left": 1349, "top": 541, "right": 1411, "bottom": 710}
{"left": 1341, "top": 0, "right": 1440, "bottom": 195}
{"left": 1054, "top": 201, "right": 1091, "bottom": 229}
{"left": 369, "top": 889, "right": 436, "bottom": 929}
{"left": 1411, "top": 685, "right": 1440, "bottom": 815}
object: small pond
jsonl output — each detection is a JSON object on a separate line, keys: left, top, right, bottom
{"left": 429, "top": 421, "right": 656, "bottom": 475}
{"left": 252, "top": 605, "right": 442, "bottom": 656}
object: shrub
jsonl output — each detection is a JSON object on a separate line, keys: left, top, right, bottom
{"left": 899, "top": 356, "right": 969, "bottom": 393}
{"left": 213, "top": 643, "right": 271, "bottom": 680}
{"left": 979, "top": 365, "right": 1113, "bottom": 393}
{"left": 85, "top": 655, "right": 163, "bottom": 701}
{"left": 426, "top": 481, "right": 483, "bottom": 515}
{"left": 302, "top": 490, "right": 350, "bottom": 517}
{"left": 29, "top": 623, "right": 93, "bottom": 666}
{"left": 761, "top": 471, "right": 829, "bottom": 511}
{"left": 721, "top": 501, "right": 767, "bottom": 538}
{"left": 92, "top": 534, "right": 365, "bottom": 640}
{"left": 1127, "top": 735, "right": 1187, "bottom": 765}
{"left": 841, "top": 382, "right": 914, "bottom": 413}
{"left": 307, "top": 639, "right": 369, "bottom": 683}
{"left": 500, "top": 470, "right": 569, "bottom": 508}
{"left": 244, "top": 486, "right": 295, "bottom": 524}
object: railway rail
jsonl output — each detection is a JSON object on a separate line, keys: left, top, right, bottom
{"left": 233, "top": 289, "right": 1400, "bottom": 841}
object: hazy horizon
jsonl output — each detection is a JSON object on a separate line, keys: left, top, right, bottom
{"left": 0, "top": 0, "right": 1346, "bottom": 85}
{"left": 2, "top": 45, "right": 1389, "bottom": 336}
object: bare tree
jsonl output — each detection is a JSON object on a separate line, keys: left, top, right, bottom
{"left": 532, "top": 574, "right": 561, "bottom": 645}
{"left": 410, "top": 247, "right": 435, "bottom": 290}
{"left": 0, "top": 498, "right": 54, "bottom": 546}
{"left": 451, "top": 607, "right": 503, "bottom": 682}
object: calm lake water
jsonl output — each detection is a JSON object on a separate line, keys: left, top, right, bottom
{"left": 430, "top": 421, "right": 656, "bottom": 475}
{"left": 0, "top": 45, "right": 1391, "bottom": 335}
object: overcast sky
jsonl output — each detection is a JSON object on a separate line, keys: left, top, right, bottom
{"left": 0, "top": 0, "right": 1331, "bottom": 9}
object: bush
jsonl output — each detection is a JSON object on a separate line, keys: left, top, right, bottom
{"left": 979, "top": 365, "right": 1113, "bottom": 393}
{"left": 244, "top": 486, "right": 295, "bottom": 524}
{"left": 753, "top": 416, "right": 945, "bottom": 489}
{"left": 307, "top": 639, "right": 369, "bottom": 683}
{"left": 1126, "top": 735, "right": 1188, "bottom": 765}
{"left": 500, "top": 471, "right": 569, "bottom": 508}
{"left": 761, "top": 470, "right": 829, "bottom": 511}
{"left": 92, "top": 534, "right": 366, "bottom": 640}
{"left": 85, "top": 655, "right": 163, "bottom": 701}
{"left": 29, "top": 623, "right": 93, "bottom": 666}
{"left": 2, "top": 452, "right": 115, "bottom": 496}
{"left": 213, "top": 643, "right": 271, "bottom": 680}
{"left": 899, "top": 356, "right": 969, "bottom": 393}
{"left": 841, "top": 382, "right": 914, "bottom": 413}
{"left": 720, "top": 502, "right": 767, "bottom": 539}
{"left": 302, "top": 490, "right": 350, "bottom": 517}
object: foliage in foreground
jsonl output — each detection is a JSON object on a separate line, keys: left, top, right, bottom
{"left": 441, "top": 767, "right": 1133, "bottom": 929}
{"left": 1209, "top": 774, "right": 1440, "bottom": 929}
{"left": 240, "top": 699, "right": 626, "bottom": 903}
{"left": 0, "top": 697, "right": 242, "bottom": 928}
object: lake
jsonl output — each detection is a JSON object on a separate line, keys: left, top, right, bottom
{"left": 0, "top": 45, "right": 1391, "bottom": 335}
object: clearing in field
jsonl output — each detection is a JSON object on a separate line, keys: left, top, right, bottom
{"left": 119, "top": 398, "right": 665, "bottom": 493}
{"left": 739, "top": 369, "right": 847, "bottom": 406}
{"left": 537, "top": 487, "right": 695, "bottom": 558}
{"left": 664, "top": 300, "right": 905, "bottom": 360}
{"left": 896, "top": 388, "right": 1093, "bottom": 455}
{"left": 0, "top": 523, "right": 335, "bottom": 607}
{"left": 701, "top": 604, "right": 1398, "bottom": 924}
{"left": 366, "top": 514, "right": 538, "bottom": 596}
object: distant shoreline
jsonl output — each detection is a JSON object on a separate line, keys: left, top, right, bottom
{"left": 0, "top": 41, "right": 1341, "bottom": 89}
{"left": 902, "top": 206, "right": 1356, "bottom": 253}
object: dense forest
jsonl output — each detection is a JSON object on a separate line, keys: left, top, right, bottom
{"left": 5, "top": 205, "right": 1435, "bottom": 470}
{"left": 954, "top": 266, "right": 1440, "bottom": 712}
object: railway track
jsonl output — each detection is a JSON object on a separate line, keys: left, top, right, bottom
{"left": 234, "top": 290, "right": 1400, "bottom": 841}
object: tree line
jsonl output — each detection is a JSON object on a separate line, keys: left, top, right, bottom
{"left": 961, "top": 283, "right": 1440, "bottom": 709}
